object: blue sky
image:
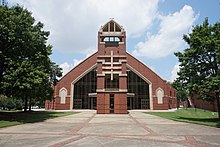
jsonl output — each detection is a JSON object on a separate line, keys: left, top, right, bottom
{"left": 9, "top": 0, "right": 220, "bottom": 81}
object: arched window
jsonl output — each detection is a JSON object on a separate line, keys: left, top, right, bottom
{"left": 59, "top": 88, "right": 67, "bottom": 104}
{"left": 156, "top": 88, "right": 164, "bottom": 104}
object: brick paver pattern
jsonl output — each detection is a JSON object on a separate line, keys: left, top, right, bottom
{"left": 0, "top": 110, "right": 220, "bottom": 147}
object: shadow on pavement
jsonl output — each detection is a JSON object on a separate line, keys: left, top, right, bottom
{"left": 177, "top": 117, "right": 220, "bottom": 128}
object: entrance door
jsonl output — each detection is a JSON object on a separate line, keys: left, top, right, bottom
{"left": 141, "top": 99, "right": 149, "bottom": 109}
{"left": 110, "top": 94, "right": 114, "bottom": 113}
{"left": 127, "top": 97, "right": 133, "bottom": 110}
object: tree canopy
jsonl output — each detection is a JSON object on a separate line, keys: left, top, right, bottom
{"left": 174, "top": 18, "right": 220, "bottom": 118}
{"left": 0, "top": 5, "right": 62, "bottom": 111}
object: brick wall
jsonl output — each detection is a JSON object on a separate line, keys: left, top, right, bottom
{"left": 45, "top": 52, "right": 98, "bottom": 110}
{"left": 46, "top": 52, "right": 177, "bottom": 110}
{"left": 190, "top": 95, "right": 219, "bottom": 112}
{"left": 127, "top": 53, "right": 176, "bottom": 110}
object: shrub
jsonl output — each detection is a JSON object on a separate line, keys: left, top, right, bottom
{"left": 0, "top": 95, "right": 23, "bottom": 110}
{"left": 0, "top": 95, "right": 8, "bottom": 109}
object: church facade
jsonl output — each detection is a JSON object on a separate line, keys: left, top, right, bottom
{"left": 45, "top": 20, "right": 177, "bottom": 114}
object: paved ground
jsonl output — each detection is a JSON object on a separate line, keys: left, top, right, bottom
{"left": 0, "top": 110, "right": 220, "bottom": 147}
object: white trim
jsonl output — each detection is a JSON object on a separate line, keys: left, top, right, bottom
{"left": 113, "top": 55, "right": 126, "bottom": 58}
{"left": 127, "top": 64, "right": 152, "bottom": 84}
{"left": 70, "top": 83, "right": 74, "bottom": 110}
{"left": 103, "top": 71, "right": 122, "bottom": 74}
{"left": 70, "top": 64, "right": 97, "bottom": 109}
{"left": 54, "top": 95, "right": 71, "bottom": 98}
{"left": 149, "top": 84, "right": 153, "bottom": 110}
{"left": 97, "top": 74, "right": 105, "bottom": 76}
{"left": 98, "top": 55, "right": 126, "bottom": 58}
{"left": 96, "top": 89, "right": 105, "bottom": 92}
{"left": 99, "top": 20, "right": 125, "bottom": 34}
{"left": 108, "top": 22, "right": 110, "bottom": 32}
{"left": 119, "top": 59, "right": 127, "bottom": 63}
{"left": 97, "top": 59, "right": 105, "bottom": 63}
{"left": 96, "top": 89, "right": 127, "bottom": 93}
{"left": 102, "top": 66, "right": 111, "bottom": 69}
{"left": 54, "top": 94, "right": 71, "bottom": 98}
{"left": 119, "top": 42, "right": 124, "bottom": 44}
{"left": 156, "top": 87, "right": 164, "bottom": 104}
{"left": 119, "top": 74, "right": 127, "bottom": 76}
{"left": 112, "top": 62, "right": 121, "bottom": 65}
{"left": 102, "top": 66, "right": 122, "bottom": 70}
{"left": 100, "top": 32, "right": 124, "bottom": 36}
{"left": 88, "top": 93, "right": 97, "bottom": 97}
{"left": 110, "top": 51, "right": 113, "bottom": 80}
{"left": 113, "top": 67, "right": 122, "bottom": 69}
{"left": 72, "top": 64, "right": 97, "bottom": 84}
{"left": 59, "top": 87, "right": 67, "bottom": 104}
{"left": 70, "top": 84, "right": 73, "bottom": 109}
{"left": 127, "top": 93, "right": 135, "bottom": 97}
{"left": 119, "top": 89, "right": 128, "bottom": 92}
{"left": 104, "top": 62, "right": 111, "bottom": 65}
{"left": 97, "top": 60, "right": 126, "bottom": 65}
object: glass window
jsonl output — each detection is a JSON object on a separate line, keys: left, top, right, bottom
{"left": 127, "top": 68, "right": 150, "bottom": 109}
{"left": 114, "top": 37, "right": 120, "bottom": 42}
{"left": 103, "top": 37, "right": 120, "bottom": 42}
{"left": 105, "top": 74, "right": 119, "bottom": 89}
{"left": 73, "top": 68, "right": 97, "bottom": 109}
{"left": 103, "top": 37, "right": 109, "bottom": 42}
{"left": 109, "top": 37, "right": 114, "bottom": 42}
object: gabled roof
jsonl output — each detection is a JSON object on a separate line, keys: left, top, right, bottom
{"left": 99, "top": 19, "right": 125, "bottom": 33}
{"left": 58, "top": 52, "right": 166, "bottom": 87}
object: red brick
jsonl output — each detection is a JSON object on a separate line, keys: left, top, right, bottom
{"left": 46, "top": 20, "right": 177, "bottom": 113}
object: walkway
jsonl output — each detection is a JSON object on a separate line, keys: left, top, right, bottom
{"left": 0, "top": 110, "right": 220, "bottom": 146}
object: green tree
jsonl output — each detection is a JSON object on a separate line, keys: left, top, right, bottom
{"left": 175, "top": 18, "right": 220, "bottom": 118}
{"left": 172, "top": 80, "right": 188, "bottom": 109}
{"left": 0, "top": 6, "right": 62, "bottom": 111}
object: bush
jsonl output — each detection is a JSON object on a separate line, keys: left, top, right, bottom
{"left": 0, "top": 95, "right": 23, "bottom": 110}
{"left": 0, "top": 95, "right": 8, "bottom": 109}
{"left": 14, "top": 99, "right": 23, "bottom": 110}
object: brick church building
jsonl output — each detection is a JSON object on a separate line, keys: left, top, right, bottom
{"left": 45, "top": 20, "right": 177, "bottom": 114}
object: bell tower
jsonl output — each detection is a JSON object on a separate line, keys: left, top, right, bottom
{"left": 96, "top": 20, "right": 127, "bottom": 114}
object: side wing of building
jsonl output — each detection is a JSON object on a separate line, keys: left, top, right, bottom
{"left": 45, "top": 52, "right": 98, "bottom": 110}
{"left": 126, "top": 53, "right": 176, "bottom": 110}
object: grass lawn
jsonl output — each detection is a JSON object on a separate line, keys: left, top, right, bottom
{"left": 0, "top": 111, "right": 77, "bottom": 128}
{"left": 146, "top": 108, "right": 220, "bottom": 128}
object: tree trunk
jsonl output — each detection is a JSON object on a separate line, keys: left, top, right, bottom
{"left": 28, "top": 97, "right": 32, "bottom": 111}
{"left": 24, "top": 97, "right": 28, "bottom": 112}
{"left": 177, "top": 98, "right": 179, "bottom": 110}
{"left": 216, "top": 92, "right": 220, "bottom": 119}
{"left": 0, "top": 59, "right": 4, "bottom": 85}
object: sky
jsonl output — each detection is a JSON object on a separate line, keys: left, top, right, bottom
{"left": 8, "top": 0, "right": 220, "bottom": 82}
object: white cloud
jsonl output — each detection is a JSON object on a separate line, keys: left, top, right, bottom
{"left": 59, "top": 62, "right": 71, "bottom": 76}
{"left": 9, "top": 0, "right": 159, "bottom": 54}
{"left": 59, "top": 59, "right": 83, "bottom": 76}
{"left": 170, "top": 62, "right": 180, "bottom": 82}
{"left": 133, "top": 5, "right": 197, "bottom": 58}
{"left": 83, "top": 47, "right": 97, "bottom": 58}
{"left": 73, "top": 59, "right": 83, "bottom": 67}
